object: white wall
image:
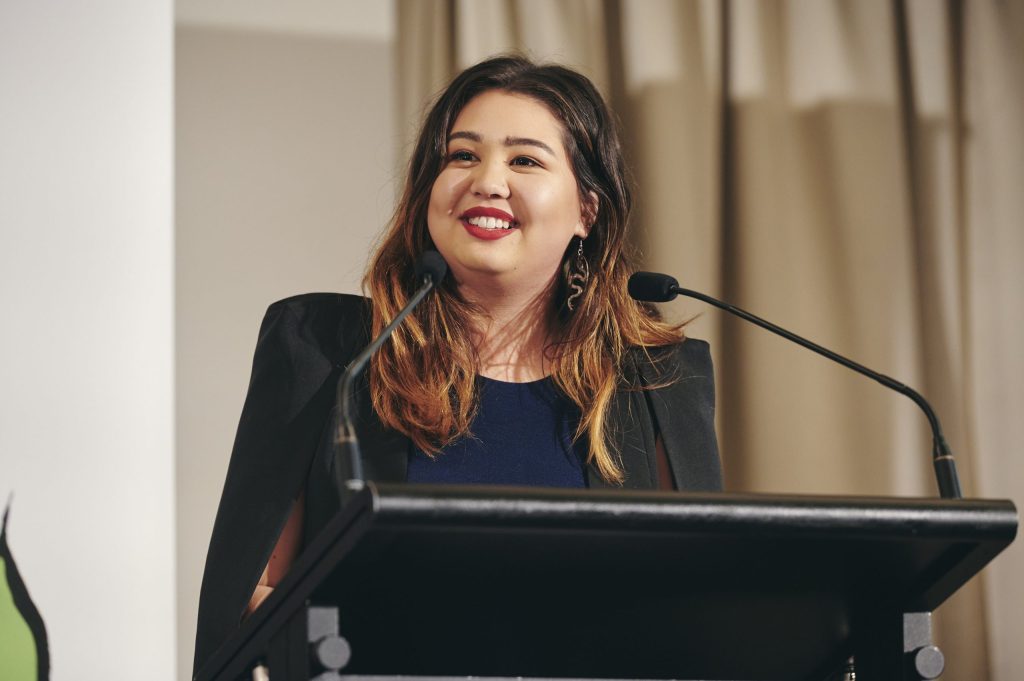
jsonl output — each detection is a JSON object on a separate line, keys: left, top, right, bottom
{"left": 174, "top": 5, "right": 396, "bottom": 677}
{"left": 0, "top": 1, "right": 175, "bottom": 680}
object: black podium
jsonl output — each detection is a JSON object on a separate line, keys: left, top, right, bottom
{"left": 195, "top": 484, "right": 1017, "bottom": 681}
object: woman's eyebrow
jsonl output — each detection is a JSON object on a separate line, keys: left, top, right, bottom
{"left": 449, "top": 131, "right": 481, "bottom": 143}
{"left": 505, "top": 137, "right": 555, "bottom": 156}
{"left": 448, "top": 131, "right": 555, "bottom": 157}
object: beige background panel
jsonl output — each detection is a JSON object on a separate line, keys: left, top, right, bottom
{"left": 175, "top": 22, "right": 395, "bottom": 678}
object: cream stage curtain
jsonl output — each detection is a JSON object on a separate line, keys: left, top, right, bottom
{"left": 395, "top": 1, "right": 1024, "bottom": 678}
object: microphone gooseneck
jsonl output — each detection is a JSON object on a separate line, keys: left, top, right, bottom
{"left": 334, "top": 251, "right": 449, "bottom": 494}
{"left": 629, "top": 271, "right": 963, "bottom": 500}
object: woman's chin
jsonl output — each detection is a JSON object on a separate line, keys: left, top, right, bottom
{"left": 444, "top": 253, "right": 513, "bottom": 279}
{"left": 450, "top": 264, "right": 510, "bottom": 289}
{"left": 454, "top": 266, "right": 559, "bottom": 302}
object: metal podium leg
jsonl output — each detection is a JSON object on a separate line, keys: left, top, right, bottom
{"left": 263, "top": 604, "right": 350, "bottom": 681}
{"left": 901, "top": 612, "right": 944, "bottom": 680}
{"left": 850, "top": 610, "right": 945, "bottom": 680}
{"left": 308, "top": 606, "right": 351, "bottom": 681}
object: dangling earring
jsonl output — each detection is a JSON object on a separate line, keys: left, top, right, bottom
{"left": 566, "top": 237, "right": 589, "bottom": 312}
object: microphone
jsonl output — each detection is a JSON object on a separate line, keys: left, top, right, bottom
{"left": 629, "top": 271, "right": 963, "bottom": 500}
{"left": 334, "top": 250, "right": 448, "bottom": 494}
{"left": 414, "top": 249, "right": 448, "bottom": 287}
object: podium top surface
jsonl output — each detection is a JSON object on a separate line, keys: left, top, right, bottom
{"left": 354, "top": 483, "right": 1016, "bottom": 539}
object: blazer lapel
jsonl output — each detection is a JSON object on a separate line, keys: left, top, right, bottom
{"left": 637, "top": 340, "right": 722, "bottom": 492}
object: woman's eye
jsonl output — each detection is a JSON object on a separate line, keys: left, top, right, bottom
{"left": 447, "top": 150, "right": 475, "bottom": 162}
{"left": 511, "top": 156, "right": 540, "bottom": 167}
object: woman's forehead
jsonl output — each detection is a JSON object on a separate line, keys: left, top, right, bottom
{"left": 448, "top": 91, "right": 568, "bottom": 154}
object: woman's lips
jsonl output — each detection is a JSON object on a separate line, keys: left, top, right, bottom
{"left": 460, "top": 206, "right": 515, "bottom": 222}
{"left": 459, "top": 206, "right": 518, "bottom": 240}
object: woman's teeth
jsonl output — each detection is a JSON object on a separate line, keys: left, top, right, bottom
{"left": 466, "top": 216, "right": 513, "bottom": 230}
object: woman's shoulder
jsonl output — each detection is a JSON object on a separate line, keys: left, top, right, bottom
{"left": 256, "top": 292, "right": 372, "bottom": 368}
{"left": 673, "top": 336, "right": 713, "bottom": 376}
{"left": 627, "top": 337, "right": 714, "bottom": 384}
{"left": 266, "top": 291, "right": 370, "bottom": 318}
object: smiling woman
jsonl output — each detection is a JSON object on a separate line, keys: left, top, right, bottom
{"left": 193, "top": 55, "right": 723, "bottom": 675}
{"left": 427, "top": 91, "right": 592, "bottom": 304}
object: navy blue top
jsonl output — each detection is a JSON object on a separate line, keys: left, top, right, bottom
{"left": 407, "top": 375, "right": 587, "bottom": 488}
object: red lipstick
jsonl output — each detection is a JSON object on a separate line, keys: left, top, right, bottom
{"left": 460, "top": 206, "right": 515, "bottom": 222}
{"left": 458, "top": 206, "right": 517, "bottom": 240}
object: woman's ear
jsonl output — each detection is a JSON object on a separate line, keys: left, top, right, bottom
{"left": 578, "top": 191, "right": 599, "bottom": 238}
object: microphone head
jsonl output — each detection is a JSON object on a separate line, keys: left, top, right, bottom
{"left": 414, "top": 249, "right": 448, "bottom": 285}
{"left": 628, "top": 271, "right": 679, "bottom": 302}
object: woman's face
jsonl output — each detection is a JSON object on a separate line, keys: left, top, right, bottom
{"left": 427, "top": 90, "right": 591, "bottom": 297}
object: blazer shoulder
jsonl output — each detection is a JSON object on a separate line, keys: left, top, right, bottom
{"left": 258, "top": 293, "right": 371, "bottom": 369}
{"left": 265, "top": 292, "right": 370, "bottom": 336}
{"left": 629, "top": 337, "right": 713, "bottom": 386}
{"left": 675, "top": 337, "right": 713, "bottom": 378}
{"left": 267, "top": 291, "right": 369, "bottom": 315}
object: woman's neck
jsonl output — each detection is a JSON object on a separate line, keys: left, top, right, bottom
{"left": 461, "top": 279, "right": 557, "bottom": 383}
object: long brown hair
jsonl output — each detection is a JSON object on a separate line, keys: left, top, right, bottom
{"left": 365, "top": 55, "right": 682, "bottom": 483}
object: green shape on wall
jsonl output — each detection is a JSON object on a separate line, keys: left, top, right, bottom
{"left": 0, "top": 499, "right": 49, "bottom": 680}
{"left": 0, "top": 558, "right": 37, "bottom": 679}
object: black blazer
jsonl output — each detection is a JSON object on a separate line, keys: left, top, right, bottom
{"left": 193, "top": 293, "right": 722, "bottom": 675}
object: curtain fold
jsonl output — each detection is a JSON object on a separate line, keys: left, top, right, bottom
{"left": 395, "top": 1, "right": 1024, "bottom": 677}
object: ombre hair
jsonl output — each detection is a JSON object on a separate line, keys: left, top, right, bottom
{"left": 364, "top": 55, "right": 683, "bottom": 483}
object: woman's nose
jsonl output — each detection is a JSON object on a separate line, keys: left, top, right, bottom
{"left": 470, "top": 162, "right": 510, "bottom": 199}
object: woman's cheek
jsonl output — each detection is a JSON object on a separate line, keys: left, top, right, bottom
{"left": 436, "top": 168, "right": 470, "bottom": 201}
